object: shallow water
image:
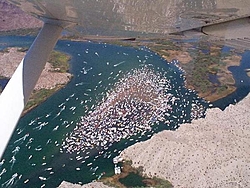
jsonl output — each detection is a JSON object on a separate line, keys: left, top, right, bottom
{"left": 212, "top": 49, "right": 250, "bottom": 109}
{"left": 3, "top": 36, "right": 247, "bottom": 187}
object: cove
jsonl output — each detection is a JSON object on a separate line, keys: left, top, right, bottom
{"left": 1, "top": 35, "right": 246, "bottom": 188}
{"left": 212, "top": 48, "right": 250, "bottom": 110}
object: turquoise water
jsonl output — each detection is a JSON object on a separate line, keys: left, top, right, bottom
{"left": 1, "top": 36, "right": 209, "bottom": 187}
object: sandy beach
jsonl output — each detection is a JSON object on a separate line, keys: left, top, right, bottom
{"left": 119, "top": 93, "right": 250, "bottom": 188}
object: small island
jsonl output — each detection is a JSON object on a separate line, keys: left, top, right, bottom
{"left": 0, "top": 47, "right": 72, "bottom": 115}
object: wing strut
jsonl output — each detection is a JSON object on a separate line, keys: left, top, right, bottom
{"left": 0, "top": 23, "right": 63, "bottom": 159}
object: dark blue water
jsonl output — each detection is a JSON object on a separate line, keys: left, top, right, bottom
{"left": 208, "top": 73, "right": 220, "bottom": 85}
{"left": 119, "top": 172, "right": 146, "bottom": 187}
{"left": 212, "top": 50, "right": 250, "bottom": 109}
{"left": 0, "top": 79, "right": 9, "bottom": 90}
{"left": 0, "top": 36, "right": 248, "bottom": 188}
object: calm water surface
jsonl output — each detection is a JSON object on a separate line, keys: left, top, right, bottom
{"left": 0, "top": 36, "right": 248, "bottom": 187}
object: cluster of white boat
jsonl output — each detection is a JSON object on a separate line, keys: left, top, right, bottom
{"left": 190, "top": 103, "right": 206, "bottom": 119}
{"left": 62, "top": 66, "right": 176, "bottom": 153}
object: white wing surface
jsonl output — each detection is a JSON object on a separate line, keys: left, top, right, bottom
{"left": 8, "top": 0, "right": 250, "bottom": 37}
{"left": 0, "top": 23, "right": 63, "bottom": 158}
{"left": 1, "top": 0, "right": 250, "bottom": 158}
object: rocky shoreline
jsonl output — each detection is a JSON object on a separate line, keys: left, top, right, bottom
{"left": 119, "top": 92, "right": 250, "bottom": 188}
{"left": 0, "top": 47, "right": 72, "bottom": 114}
{"left": 58, "top": 181, "right": 113, "bottom": 188}
{"left": 0, "top": 48, "right": 71, "bottom": 90}
{"left": 58, "top": 92, "right": 250, "bottom": 187}
{"left": 2, "top": 1, "right": 249, "bottom": 188}
{"left": 1, "top": 44, "right": 245, "bottom": 188}
{"left": 0, "top": 0, "right": 42, "bottom": 32}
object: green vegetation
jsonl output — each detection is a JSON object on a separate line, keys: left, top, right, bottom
{"left": 24, "top": 87, "right": 59, "bottom": 114}
{"left": 119, "top": 172, "right": 146, "bottom": 187}
{"left": 0, "top": 48, "right": 10, "bottom": 53}
{"left": 48, "top": 51, "right": 71, "bottom": 73}
{"left": 150, "top": 39, "right": 181, "bottom": 51}
{"left": 22, "top": 50, "right": 71, "bottom": 115}
{"left": 140, "top": 37, "right": 241, "bottom": 101}
{"left": 182, "top": 46, "right": 229, "bottom": 94}
{"left": 208, "top": 65, "right": 220, "bottom": 74}
{"left": 217, "top": 85, "right": 228, "bottom": 93}
{"left": 16, "top": 47, "right": 28, "bottom": 52}
{"left": 0, "top": 28, "right": 40, "bottom": 36}
{"left": 152, "top": 177, "right": 173, "bottom": 188}
{"left": 0, "top": 48, "right": 71, "bottom": 115}
{"left": 0, "top": 75, "right": 8, "bottom": 79}
{"left": 119, "top": 175, "right": 173, "bottom": 188}
{"left": 106, "top": 39, "right": 141, "bottom": 49}
{"left": 146, "top": 38, "right": 223, "bottom": 94}
{"left": 96, "top": 36, "right": 240, "bottom": 101}
{"left": 183, "top": 54, "right": 216, "bottom": 93}
{"left": 102, "top": 160, "right": 172, "bottom": 188}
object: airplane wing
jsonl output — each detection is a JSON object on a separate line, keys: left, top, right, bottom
{"left": 1, "top": 0, "right": 250, "bottom": 158}
{"left": 7, "top": 0, "right": 250, "bottom": 37}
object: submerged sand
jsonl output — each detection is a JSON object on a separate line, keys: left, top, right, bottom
{"left": 120, "top": 93, "right": 250, "bottom": 188}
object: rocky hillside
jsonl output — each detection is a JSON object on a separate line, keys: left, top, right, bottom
{"left": 0, "top": 0, "right": 42, "bottom": 31}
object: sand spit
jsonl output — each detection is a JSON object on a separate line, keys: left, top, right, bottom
{"left": 58, "top": 181, "right": 113, "bottom": 188}
{"left": 120, "top": 93, "right": 250, "bottom": 188}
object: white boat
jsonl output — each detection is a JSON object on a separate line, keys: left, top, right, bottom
{"left": 24, "top": 179, "right": 29, "bottom": 184}
{"left": 39, "top": 176, "right": 47, "bottom": 181}
{"left": 87, "top": 162, "right": 92, "bottom": 166}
